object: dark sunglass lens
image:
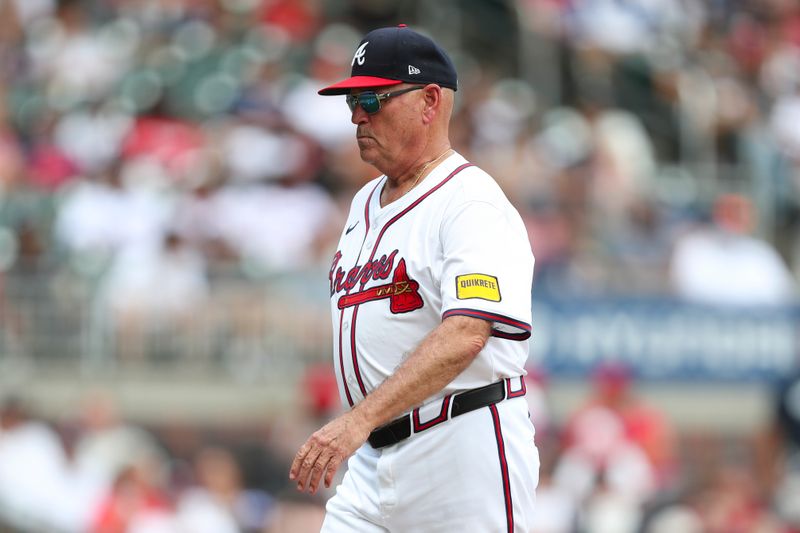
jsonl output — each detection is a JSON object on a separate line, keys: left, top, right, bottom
{"left": 360, "top": 93, "right": 380, "bottom": 114}
{"left": 346, "top": 95, "right": 357, "bottom": 113}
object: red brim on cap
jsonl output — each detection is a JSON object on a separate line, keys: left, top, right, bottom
{"left": 318, "top": 76, "right": 403, "bottom": 95}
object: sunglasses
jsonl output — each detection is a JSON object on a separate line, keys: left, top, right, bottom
{"left": 346, "top": 86, "right": 425, "bottom": 114}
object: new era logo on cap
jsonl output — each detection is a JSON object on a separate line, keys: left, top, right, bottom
{"left": 318, "top": 25, "right": 458, "bottom": 95}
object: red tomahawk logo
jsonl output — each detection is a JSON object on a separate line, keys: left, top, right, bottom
{"left": 337, "top": 259, "right": 423, "bottom": 313}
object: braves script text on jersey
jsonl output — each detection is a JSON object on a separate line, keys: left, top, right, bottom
{"left": 322, "top": 152, "right": 540, "bottom": 532}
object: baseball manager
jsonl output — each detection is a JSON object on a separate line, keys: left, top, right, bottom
{"left": 290, "top": 24, "right": 539, "bottom": 532}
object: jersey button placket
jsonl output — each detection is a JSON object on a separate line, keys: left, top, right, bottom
{"left": 377, "top": 447, "right": 397, "bottom": 520}
{"left": 347, "top": 376, "right": 361, "bottom": 401}
{"left": 342, "top": 315, "right": 359, "bottom": 400}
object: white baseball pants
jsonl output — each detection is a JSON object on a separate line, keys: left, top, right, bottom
{"left": 321, "top": 396, "right": 539, "bottom": 532}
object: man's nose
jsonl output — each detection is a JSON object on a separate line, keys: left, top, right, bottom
{"left": 351, "top": 103, "right": 369, "bottom": 125}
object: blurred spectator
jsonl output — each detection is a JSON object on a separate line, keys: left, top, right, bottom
{"left": 176, "top": 446, "right": 273, "bottom": 532}
{"left": 170, "top": 152, "right": 238, "bottom": 266}
{"left": 555, "top": 404, "right": 658, "bottom": 505}
{"left": 602, "top": 198, "right": 673, "bottom": 294}
{"left": 579, "top": 475, "right": 643, "bottom": 533}
{"left": 598, "top": 364, "right": 676, "bottom": 481}
{"left": 585, "top": 109, "right": 657, "bottom": 220}
{"left": 555, "top": 363, "right": 677, "bottom": 505}
{"left": 280, "top": 24, "right": 359, "bottom": 151}
{"left": 224, "top": 125, "right": 305, "bottom": 184}
{"left": 99, "top": 229, "right": 210, "bottom": 363}
{"left": 261, "top": 0, "right": 322, "bottom": 43}
{"left": 0, "top": 397, "right": 73, "bottom": 530}
{"left": 210, "top": 156, "right": 342, "bottom": 273}
{"left": 72, "top": 392, "right": 166, "bottom": 491}
{"left": 29, "top": 0, "right": 131, "bottom": 109}
{"left": 670, "top": 193, "right": 797, "bottom": 306}
{"left": 120, "top": 111, "right": 206, "bottom": 180}
{"left": 54, "top": 160, "right": 173, "bottom": 261}
{"left": 72, "top": 398, "right": 171, "bottom": 533}
{"left": 90, "top": 462, "right": 173, "bottom": 533}
{"left": 698, "top": 462, "right": 785, "bottom": 533}
{"left": 53, "top": 101, "right": 132, "bottom": 176}
{"left": 565, "top": 0, "right": 704, "bottom": 56}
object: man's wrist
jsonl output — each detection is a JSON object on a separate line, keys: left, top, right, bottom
{"left": 347, "top": 403, "right": 376, "bottom": 436}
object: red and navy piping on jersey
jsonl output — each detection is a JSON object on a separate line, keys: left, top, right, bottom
{"left": 489, "top": 404, "right": 515, "bottom": 533}
{"left": 349, "top": 305, "right": 367, "bottom": 399}
{"left": 335, "top": 181, "right": 382, "bottom": 407}
{"left": 334, "top": 163, "right": 474, "bottom": 407}
{"left": 442, "top": 308, "right": 531, "bottom": 340}
{"left": 368, "top": 163, "right": 475, "bottom": 260}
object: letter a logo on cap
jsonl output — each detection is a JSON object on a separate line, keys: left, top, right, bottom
{"left": 352, "top": 42, "right": 369, "bottom": 66}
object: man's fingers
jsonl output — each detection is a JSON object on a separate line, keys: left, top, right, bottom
{"left": 324, "top": 455, "right": 343, "bottom": 488}
{"left": 289, "top": 414, "right": 367, "bottom": 493}
{"left": 291, "top": 441, "right": 322, "bottom": 488}
{"left": 289, "top": 441, "right": 311, "bottom": 480}
{"left": 291, "top": 443, "right": 346, "bottom": 494}
{"left": 298, "top": 447, "right": 325, "bottom": 491}
{"left": 307, "top": 452, "right": 347, "bottom": 494}
{"left": 307, "top": 451, "right": 336, "bottom": 494}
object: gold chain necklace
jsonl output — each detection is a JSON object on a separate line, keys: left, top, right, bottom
{"left": 406, "top": 147, "right": 453, "bottom": 194}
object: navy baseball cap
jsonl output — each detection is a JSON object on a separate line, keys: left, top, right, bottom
{"left": 318, "top": 24, "right": 458, "bottom": 95}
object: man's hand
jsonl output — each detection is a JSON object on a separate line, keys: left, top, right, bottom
{"left": 289, "top": 410, "right": 372, "bottom": 494}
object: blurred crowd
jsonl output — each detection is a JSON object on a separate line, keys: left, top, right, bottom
{"left": 0, "top": 0, "right": 798, "bottom": 320}
{"left": 525, "top": 363, "right": 800, "bottom": 533}
{"left": 0, "top": 392, "right": 329, "bottom": 532}
{"left": 4, "top": 363, "right": 800, "bottom": 533}
{"left": 1, "top": 0, "right": 800, "bottom": 531}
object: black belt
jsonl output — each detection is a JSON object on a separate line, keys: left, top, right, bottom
{"left": 368, "top": 380, "right": 508, "bottom": 449}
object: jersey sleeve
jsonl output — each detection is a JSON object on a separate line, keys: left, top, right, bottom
{"left": 439, "top": 199, "right": 534, "bottom": 340}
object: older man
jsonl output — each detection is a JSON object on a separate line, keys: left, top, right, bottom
{"left": 290, "top": 25, "right": 539, "bottom": 532}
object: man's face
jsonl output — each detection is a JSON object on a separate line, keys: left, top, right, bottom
{"left": 349, "top": 84, "right": 424, "bottom": 172}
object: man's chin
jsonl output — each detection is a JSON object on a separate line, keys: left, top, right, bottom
{"left": 357, "top": 144, "right": 377, "bottom": 164}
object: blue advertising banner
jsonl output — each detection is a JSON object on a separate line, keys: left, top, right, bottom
{"left": 529, "top": 298, "right": 800, "bottom": 381}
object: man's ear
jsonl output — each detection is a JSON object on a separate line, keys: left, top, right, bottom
{"left": 421, "top": 84, "right": 443, "bottom": 124}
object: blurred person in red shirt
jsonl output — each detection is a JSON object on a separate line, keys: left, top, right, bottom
{"left": 560, "top": 362, "right": 678, "bottom": 493}
{"left": 90, "top": 460, "right": 173, "bottom": 533}
{"left": 261, "top": 0, "right": 321, "bottom": 43}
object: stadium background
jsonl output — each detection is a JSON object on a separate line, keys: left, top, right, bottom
{"left": 0, "top": 0, "right": 799, "bottom": 531}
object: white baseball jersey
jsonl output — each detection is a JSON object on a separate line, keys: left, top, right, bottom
{"left": 324, "top": 152, "right": 538, "bottom": 532}
{"left": 328, "top": 151, "right": 535, "bottom": 408}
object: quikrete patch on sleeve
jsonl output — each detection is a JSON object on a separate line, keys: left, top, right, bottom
{"left": 456, "top": 274, "right": 501, "bottom": 302}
